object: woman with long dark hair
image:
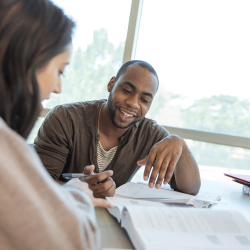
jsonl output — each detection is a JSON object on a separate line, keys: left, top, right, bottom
{"left": 0, "top": 0, "right": 111, "bottom": 249}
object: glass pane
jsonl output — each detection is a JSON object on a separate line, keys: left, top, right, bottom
{"left": 43, "top": 0, "right": 132, "bottom": 109}
{"left": 131, "top": 139, "right": 250, "bottom": 184}
{"left": 27, "top": 117, "right": 45, "bottom": 144}
{"left": 136, "top": 0, "right": 250, "bottom": 137}
{"left": 186, "top": 139, "right": 250, "bottom": 183}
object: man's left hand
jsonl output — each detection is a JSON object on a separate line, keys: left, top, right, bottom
{"left": 137, "top": 135, "right": 184, "bottom": 189}
{"left": 80, "top": 165, "right": 116, "bottom": 198}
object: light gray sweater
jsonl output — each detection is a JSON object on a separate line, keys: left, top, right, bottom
{"left": 0, "top": 118, "right": 100, "bottom": 250}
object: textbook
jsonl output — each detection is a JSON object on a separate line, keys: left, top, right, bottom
{"left": 115, "top": 182, "right": 222, "bottom": 208}
{"left": 107, "top": 197, "right": 250, "bottom": 250}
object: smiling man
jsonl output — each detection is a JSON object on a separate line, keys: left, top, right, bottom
{"left": 34, "top": 60, "right": 201, "bottom": 198}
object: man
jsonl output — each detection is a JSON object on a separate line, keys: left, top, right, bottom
{"left": 34, "top": 60, "right": 201, "bottom": 198}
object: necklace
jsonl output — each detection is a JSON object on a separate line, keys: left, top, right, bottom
{"left": 97, "top": 102, "right": 106, "bottom": 134}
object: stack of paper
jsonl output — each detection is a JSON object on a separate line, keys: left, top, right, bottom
{"left": 115, "top": 182, "right": 222, "bottom": 208}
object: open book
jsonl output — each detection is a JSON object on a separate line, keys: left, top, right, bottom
{"left": 115, "top": 182, "right": 222, "bottom": 208}
{"left": 107, "top": 197, "right": 250, "bottom": 250}
{"left": 107, "top": 197, "right": 165, "bottom": 223}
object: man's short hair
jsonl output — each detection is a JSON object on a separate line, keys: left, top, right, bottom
{"left": 116, "top": 60, "right": 159, "bottom": 90}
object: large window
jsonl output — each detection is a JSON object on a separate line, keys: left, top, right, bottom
{"left": 28, "top": 0, "right": 250, "bottom": 183}
{"left": 133, "top": 0, "right": 250, "bottom": 181}
{"left": 27, "top": 0, "right": 131, "bottom": 142}
{"left": 136, "top": 0, "right": 250, "bottom": 138}
{"left": 43, "top": 0, "right": 132, "bottom": 109}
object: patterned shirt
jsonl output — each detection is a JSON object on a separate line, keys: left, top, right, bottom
{"left": 97, "top": 141, "right": 118, "bottom": 172}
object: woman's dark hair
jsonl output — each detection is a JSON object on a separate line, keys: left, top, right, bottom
{"left": 0, "top": 0, "right": 75, "bottom": 139}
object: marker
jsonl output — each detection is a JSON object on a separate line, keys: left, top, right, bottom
{"left": 62, "top": 173, "right": 90, "bottom": 178}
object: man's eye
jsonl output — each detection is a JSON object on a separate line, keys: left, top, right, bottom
{"left": 142, "top": 98, "right": 151, "bottom": 103}
{"left": 59, "top": 71, "right": 65, "bottom": 77}
{"left": 123, "top": 88, "right": 131, "bottom": 94}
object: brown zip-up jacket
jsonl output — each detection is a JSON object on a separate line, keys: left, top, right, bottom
{"left": 34, "top": 100, "right": 178, "bottom": 189}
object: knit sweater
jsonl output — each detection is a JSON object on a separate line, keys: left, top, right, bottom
{"left": 0, "top": 118, "right": 99, "bottom": 250}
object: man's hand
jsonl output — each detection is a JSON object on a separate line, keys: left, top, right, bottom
{"left": 65, "top": 178, "right": 113, "bottom": 208}
{"left": 80, "top": 165, "right": 116, "bottom": 198}
{"left": 137, "top": 135, "right": 184, "bottom": 189}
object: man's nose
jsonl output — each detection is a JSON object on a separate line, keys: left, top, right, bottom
{"left": 126, "top": 94, "right": 140, "bottom": 109}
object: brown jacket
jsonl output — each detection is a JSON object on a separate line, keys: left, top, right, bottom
{"left": 34, "top": 100, "right": 178, "bottom": 189}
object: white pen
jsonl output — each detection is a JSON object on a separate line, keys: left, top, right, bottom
{"left": 62, "top": 173, "right": 90, "bottom": 178}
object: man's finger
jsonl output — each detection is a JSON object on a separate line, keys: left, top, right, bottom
{"left": 83, "top": 165, "right": 95, "bottom": 174}
{"left": 137, "top": 155, "right": 148, "bottom": 166}
{"left": 93, "top": 198, "right": 114, "bottom": 208}
{"left": 148, "top": 155, "right": 165, "bottom": 188}
{"left": 91, "top": 178, "right": 114, "bottom": 194}
{"left": 155, "top": 158, "right": 170, "bottom": 189}
{"left": 83, "top": 170, "right": 113, "bottom": 185}
{"left": 164, "top": 159, "right": 177, "bottom": 184}
{"left": 144, "top": 150, "right": 157, "bottom": 181}
{"left": 94, "top": 182, "right": 116, "bottom": 198}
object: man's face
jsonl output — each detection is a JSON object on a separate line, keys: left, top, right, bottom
{"left": 107, "top": 64, "right": 158, "bottom": 129}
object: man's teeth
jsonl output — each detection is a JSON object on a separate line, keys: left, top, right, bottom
{"left": 121, "top": 110, "right": 133, "bottom": 117}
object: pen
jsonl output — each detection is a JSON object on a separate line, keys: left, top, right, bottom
{"left": 62, "top": 173, "right": 109, "bottom": 184}
{"left": 62, "top": 173, "right": 90, "bottom": 178}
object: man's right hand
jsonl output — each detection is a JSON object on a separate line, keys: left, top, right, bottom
{"left": 80, "top": 165, "right": 116, "bottom": 198}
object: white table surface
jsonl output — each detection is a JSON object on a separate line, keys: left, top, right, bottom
{"left": 95, "top": 178, "right": 250, "bottom": 250}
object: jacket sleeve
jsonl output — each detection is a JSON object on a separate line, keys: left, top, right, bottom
{"left": 34, "top": 105, "right": 73, "bottom": 179}
{"left": 0, "top": 121, "right": 100, "bottom": 250}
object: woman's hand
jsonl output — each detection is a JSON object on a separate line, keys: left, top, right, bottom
{"left": 66, "top": 178, "right": 113, "bottom": 208}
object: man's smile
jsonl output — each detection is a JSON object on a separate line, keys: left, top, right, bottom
{"left": 119, "top": 108, "right": 137, "bottom": 117}
{"left": 117, "top": 108, "right": 138, "bottom": 123}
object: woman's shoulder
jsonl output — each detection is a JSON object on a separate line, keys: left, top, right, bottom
{"left": 0, "top": 118, "right": 43, "bottom": 173}
{"left": 0, "top": 117, "right": 31, "bottom": 151}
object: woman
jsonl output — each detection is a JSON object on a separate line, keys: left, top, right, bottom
{"left": 0, "top": 0, "right": 112, "bottom": 249}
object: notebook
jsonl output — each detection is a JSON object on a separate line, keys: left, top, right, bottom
{"left": 224, "top": 173, "right": 250, "bottom": 185}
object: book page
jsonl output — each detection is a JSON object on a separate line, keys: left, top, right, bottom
{"left": 106, "top": 197, "right": 165, "bottom": 222}
{"left": 107, "top": 197, "right": 165, "bottom": 208}
{"left": 122, "top": 206, "right": 250, "bottom": 249}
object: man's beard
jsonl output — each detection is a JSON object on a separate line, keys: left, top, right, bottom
{"left": 107, "top": 92, "right": 143, "bottom": 129}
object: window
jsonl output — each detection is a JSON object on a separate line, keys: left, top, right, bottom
{"left": 29, "top": 0, "right": 250, "bottom": 183}
{"left": 27, "top": 0, "right": 132, "bottom": 143}
{"left": 132, "top": 140, "right": 250, "bottom": 183}
{"left": 132, "top": 0, "right": 250, "bottom": 181}
{"left": 136, "top": 0, "right": 250, "bottom": 138}
{"left": 43, "top": 0, "right": 132, "bottom": 109}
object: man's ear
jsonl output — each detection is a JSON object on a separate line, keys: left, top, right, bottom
{"left": 107, "top": 76, "right": 116, "bottom": 92}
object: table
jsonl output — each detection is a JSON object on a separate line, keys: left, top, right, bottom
{"left": 95, "top": 178, "right": 250, "bottom": 250}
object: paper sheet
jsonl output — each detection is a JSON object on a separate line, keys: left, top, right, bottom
{"left": 122, "top": 206, "right": 250, "bottom": 249}
{"left": 107, "top": 197, "right": 165, "bottom": 222}
{"left": 116, "top": 182, "right": 222, "bottom": 208}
